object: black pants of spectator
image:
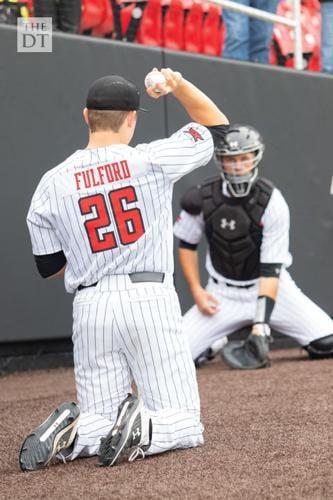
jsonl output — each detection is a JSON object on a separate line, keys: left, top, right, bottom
{"left": 34, "top": 0, "right": 81, "bottom": 34}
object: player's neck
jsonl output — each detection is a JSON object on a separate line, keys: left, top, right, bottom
{"left": 86, "top": 130, "right": 129, "bottom": 149}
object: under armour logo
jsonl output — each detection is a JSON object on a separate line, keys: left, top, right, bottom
{"left": 132, "top": 427, "right": 141, "bottom": 440}
{"left": 221, "top": 218, "right": 236, "bottom": 230}
{"left": 184, "top": 127, "right": 203, "bottom": 142}
{"left": 229, "top": 141, "right": 239, "bottom": 149}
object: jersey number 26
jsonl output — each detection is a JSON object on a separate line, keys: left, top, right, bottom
{"left": 79, "top": 186, "right": 145, "bottom": 253}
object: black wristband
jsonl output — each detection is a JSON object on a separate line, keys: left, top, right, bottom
{"left": 260, "top": 263, "right": 282, "bottom": 278}
{"left": 254, "top": 295, "right": 276, "bottom": 324}
{"left": 179, "top": 240, "right": 198, "bottom": 250}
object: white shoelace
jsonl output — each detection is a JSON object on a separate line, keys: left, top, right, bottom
{"left": 57, "top": 451, "right": 67, "bottom": 464}
{"left": 128, "top": 447, "right": 146, "bottom": 462}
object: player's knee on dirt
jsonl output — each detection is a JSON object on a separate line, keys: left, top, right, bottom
{"left": 304, "top": 334, "right": 333, "bottom": 359}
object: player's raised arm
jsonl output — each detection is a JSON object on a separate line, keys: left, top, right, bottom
{"left": 142, "top": 69, "right": 230, "bottom": 183}
{"left": 146, "top": 68, "right": 229, "bottom": 127}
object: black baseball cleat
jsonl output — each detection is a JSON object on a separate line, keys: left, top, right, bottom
{"left": 98, "top": 394, "right": 152, "bottom": 467}
{"left": 195, "top": 337, "right": 229, "bottom": 368}
{"left": 19, "top": 401, "right": 80, "bottom": 472}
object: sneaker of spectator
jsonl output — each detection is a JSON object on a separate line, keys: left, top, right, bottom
{"left": 0, "top": 0, "right": 29, "bottom": 25}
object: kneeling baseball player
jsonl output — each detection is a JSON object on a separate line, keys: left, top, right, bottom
{"left": 174, "top": 124, "right": 333, "bottom": 370}
{"left": 20, "top": 69, "right": 229, "bottom": 471}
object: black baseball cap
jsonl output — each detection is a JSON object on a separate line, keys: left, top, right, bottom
{"left": 86, "top": 75, "right": 146, "bottom": 112}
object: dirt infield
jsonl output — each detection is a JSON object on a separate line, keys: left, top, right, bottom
{"left": 0, "top": 348, "right": 332, "bottom": 500}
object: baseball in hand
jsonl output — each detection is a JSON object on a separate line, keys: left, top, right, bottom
{"left": 144, "top": 71, "right": 166, "bottom": 92}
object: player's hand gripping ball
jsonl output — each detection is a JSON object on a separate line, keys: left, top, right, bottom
{"left": 144, "top": 71, "right": 166, "bottom": 93}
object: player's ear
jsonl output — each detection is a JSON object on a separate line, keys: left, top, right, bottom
{"left": 83, "top": 108, "right": 89, "bottom": 125}
{"left": 127, "top": 110, "right": 137, "bottom": 128}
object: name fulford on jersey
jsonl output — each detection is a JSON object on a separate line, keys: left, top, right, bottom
{"left": 74, "top": 160, "right": 131, "bottom": 191}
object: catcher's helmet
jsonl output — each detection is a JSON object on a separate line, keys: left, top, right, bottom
{"left": 215, "top": 125, "right": 265, "bottom": 197}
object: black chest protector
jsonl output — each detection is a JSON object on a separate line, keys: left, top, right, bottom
{"left": 201, "top": 176, "right": 274, "bottom": 280}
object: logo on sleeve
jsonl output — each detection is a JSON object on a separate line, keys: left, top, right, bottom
{"left": 184, "top": 127, "right": 203, "bottom": 142}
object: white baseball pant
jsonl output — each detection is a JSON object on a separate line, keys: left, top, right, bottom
{"left": 183, "top": 269, "right": 333, "bottom": 360}
{"left": 68, "top": 274, "right": 203, "bottom": 459}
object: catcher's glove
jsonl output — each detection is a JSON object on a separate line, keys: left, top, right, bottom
{"left": 221, "top": 331, "right": 271, "bottom": 370}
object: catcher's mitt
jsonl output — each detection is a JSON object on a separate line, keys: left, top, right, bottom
{"left": 221, "top": 333, "right": 271, "bottom": 370}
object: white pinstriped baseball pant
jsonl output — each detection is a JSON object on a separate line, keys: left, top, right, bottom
{"left": 69, "top": 274, "right": 203, "bottom": 459}
{"left": 184, "top": 269, "right": 333, "bottom": 360}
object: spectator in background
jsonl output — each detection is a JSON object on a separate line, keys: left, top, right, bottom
{"left": 222, "top": 0, "right": 280, "bottom": 64}
{"left": 0, "top": 0, "right": 29, "bottom": 24}
{"left": 320, "top": 0, "right": 333, "bottom": 74}
{"left": 34, "top": 0, "right": 81, "bottom": 34}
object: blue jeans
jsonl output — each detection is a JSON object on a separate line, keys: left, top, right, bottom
{"left": 223, "top": 0, "right": 280, "bottom": 64}
{"left": 321, "top": 2, "right": 333, "bottom": 74}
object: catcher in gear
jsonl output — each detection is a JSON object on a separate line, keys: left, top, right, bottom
{"left": 174, "top": 125, "right": 333, "bottom": 370}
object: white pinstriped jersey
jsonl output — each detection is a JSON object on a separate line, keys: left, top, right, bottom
{"left": 27, "top": 122, "right": 213, "bottom": 293}
{"left": 173, "top": 183, "right": 293, "bottom": 285}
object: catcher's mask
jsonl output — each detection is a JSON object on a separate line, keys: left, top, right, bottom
{"left": 214, "top": 125, "right": 265, "bottom": 197}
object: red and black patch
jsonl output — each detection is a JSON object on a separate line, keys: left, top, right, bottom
{"left": 184, "top": 127, "right": 203, "bottom": 142}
